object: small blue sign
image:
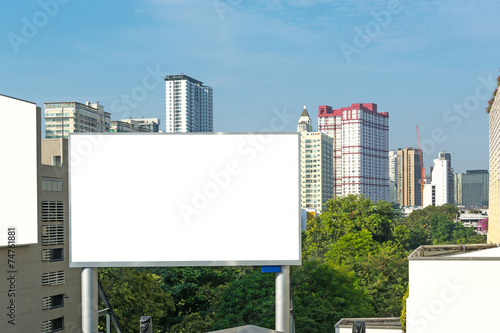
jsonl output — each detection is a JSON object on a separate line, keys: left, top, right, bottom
{"left": 262, "top": 266, "right": 281, "bottom": 273}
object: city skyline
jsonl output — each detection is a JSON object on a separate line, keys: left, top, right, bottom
{"left": 2, "top": 1, "right": 499, "bottom": 173}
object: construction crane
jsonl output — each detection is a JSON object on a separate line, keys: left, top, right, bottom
{"left": 416, "top": 125, "right": 425, "bottom": 204}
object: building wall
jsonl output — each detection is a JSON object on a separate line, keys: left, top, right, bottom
{"left": 489, "top": 88, "right": 500, "bottom": 243}
{"left": 300, "top": 132, "right": 334, "bottom": 210}
{"left": 318, "top": 103, "right": 389, "bottom": 202}
{"left": 454, "top": 170, "right": 489, "bottom": 208}
{"left": 165, "top": 75, "right": 213, "bottom": 133}
{"left": 397, "top": 148, "right": 422, "bottom": 207}
{"left": 44, "top": 102, "right": 110, "bottom": 138}
{"left": 0, "top": 106, "right": 81, "bottom": 332}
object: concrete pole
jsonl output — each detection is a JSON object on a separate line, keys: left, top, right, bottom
{"left": 275, "top": 265, "right": 291, "bottom": 333}
{"left": 82, "top": 267, "right": 98, "bottom": 333}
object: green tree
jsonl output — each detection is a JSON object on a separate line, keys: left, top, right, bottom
{"left": 98, "top": 267, "right": 175, "bottom": 333}
{"left": 324, "top": 230, "right": 408, "bottom": 316}
{"left": 212, "top": 269, "right": 275, "bottom": 330}
{"left": 292, "top": 259, "right": 374, "bottom": 332}
{"left": 304, "top": 195, "right": 397, "bottom": 258}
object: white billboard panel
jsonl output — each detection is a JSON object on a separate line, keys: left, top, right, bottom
{"left": 0, "top": 95, "right": 38, "bottom": 246}
{"left": 69, "top": 133, "right": 300, "bottom": 267}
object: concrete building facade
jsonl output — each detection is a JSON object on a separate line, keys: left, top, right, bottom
{"left": 1, "top": 97, "right": 81, "bottom": 332}
{"left": 388, "top": 150, "right": 398, "bottom": 204}
{"left": 298, "top": 107, "right": 334, "bottom": 210}
{"left": 454, "top": 170, "right": 489, "bottom": 208}
{"left": 424, "top": 152, "right": 454, "bottom": 207}
{"left": 396, "top": 147, "right": 422, "bottom": 207}
{"left": 165, "top": 74, "right": 213, "bottom": 133}
{"left": 488, "top": 87, "right": 500, "bottom": 243}
{"left": 44, "top": 102, "right": 110, "bottom": 138}
{"left": 318, "top": 103, "right": 389, "bottom": 202}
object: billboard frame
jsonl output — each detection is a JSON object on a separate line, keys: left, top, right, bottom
{"left": 68, "top": 132, "right": 302, "bottom": 267}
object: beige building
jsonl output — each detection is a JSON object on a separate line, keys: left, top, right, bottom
{"left": 298, "top": 108, "right": 334, "bottom": 210}
{"left": 488, "top": 88, "right": 500, "bottom": 243}
{"left": 0, "top": 99, "right": 81, "bottom": 332}
{"left": 397, "top": 147, "right": 422, "bottom": 207}
{"left": 44, "top": 101, "right": 110, "bottom": 138}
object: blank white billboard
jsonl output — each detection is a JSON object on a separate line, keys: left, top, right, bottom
{"left": 0, "top": 95, "right": 38, "bottom": 246}
{"left": 69, "top": 133, "right": 301, "bottom": 267}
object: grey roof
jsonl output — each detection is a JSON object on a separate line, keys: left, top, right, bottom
{"left": 408, "top": 244, "right": 499, "bottom": 260}
{"left": 300, "top": 108, "right": 309, "bottom": 117}
{"left": 207, "top": 325, "right": 283, "bottom": 333}
{"left": 335, "top": 317, "right": 401, "bottom": 329}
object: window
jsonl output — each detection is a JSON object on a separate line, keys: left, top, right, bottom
{"left": 42, "top": 178, "right": 63, "bottom": 192}
{"left": 42, "top": 317, "right": 64, "bottom": 332}
{"left": 42, "top": 248, "right": 63, "bottom": 262}
{"left": 41, "top": 201, "right": 64, "bottom": 222}
{"left": 41, "top": 225, "right": 64, "bottom": 246}
{"left": 41, "top": 271, "right": 65, "bottom": 286}
{"left": 42, "top": 294, "right": 64, "bottom": 310}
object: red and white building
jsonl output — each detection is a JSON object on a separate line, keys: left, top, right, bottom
{"left": 318, "top": 103, "right": 389, "bottom": 202}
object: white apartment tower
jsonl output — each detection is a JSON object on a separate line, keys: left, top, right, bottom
{"left": 165, "top": 74, "right": 213, "bottom": 132}
{"left": 298, "top": 107, "right": 334, "bottom": 210}
{"left": 318, "top": 103, "right": 389, "bottom": 202}
{"left": 423, "top": 152, "right": 454, "bottom": 207}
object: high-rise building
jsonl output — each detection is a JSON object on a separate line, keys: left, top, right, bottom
{"left": 44, "top": 102, "right": 110, "bottom": 138}
{"left": 388, "top": 150, "right": 398, "bottom": 204}
{"left": 488, "top": 87, "right": 500, "bottom": 243}
{"left": 454, "top": 170, "right": 489, "bottom": 208}
{"left": 1, "top": 96, "right": 82, "bottom": 331}
{"left": 397, "top": 147, "right": 422, "bottom": 207}
{"left": 165, "top": 74, "right": 213, "bottom": 133}
{"left": 424, "top": 152, "right": 454, "bottom": 207}
{"left": 318, "top": 103, "right": 389, "bottom": 202}
{"left": 298, "top": 107, "right": 334, "bottom": 210}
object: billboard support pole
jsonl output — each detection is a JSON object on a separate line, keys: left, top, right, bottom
{"left": 82, "top": 267, "right": 98, "bottom": 333}
{"left": 276, "top": 265, "right": 291, "bottom": 333}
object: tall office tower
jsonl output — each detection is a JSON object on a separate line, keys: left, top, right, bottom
{"left": 1, "top": 95, "right": 82, "bottom": 331}
{"left": 488, "top": 87, "right": 500, "bottom": 242}
{"left": 454, "top": 170, "right": 489, "bottom": 208}
{"left": 396, "top": 147, "right": 423, "bottom": 207}
{"left": 428, "top": 152, "right": 454, "bottom": 206}
{"left": 388, "top": 150, "right": 398, "bottom": 203}
{"left": 165, "top": 74, "right": 213, "bottom": 133}
{"left": 44, "top": 102, "right": 110, "bottom": 138}
{"left": 318, "top": 103, "right": 389, "bottom": 202}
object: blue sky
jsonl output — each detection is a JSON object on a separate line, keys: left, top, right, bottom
{"left": 1, "top": 0, "right": 499, "bottom": 173}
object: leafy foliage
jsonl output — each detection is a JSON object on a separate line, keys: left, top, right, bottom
{"left": 98, "top": 268, "right": 175, "bottom": 333}
{"left": 292, "top": 259, "right": 374, "bottom": 332}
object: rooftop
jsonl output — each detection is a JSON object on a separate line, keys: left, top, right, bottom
{"left": 408, "top": 244, "right": 499, "bottom": 260}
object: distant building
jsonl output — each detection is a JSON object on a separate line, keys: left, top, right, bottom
{"left": 165, "top": 74, "right": 213, "bottom": 132}
{"left": 388, "top": 150, "right": 398, "bottom": 204}
{"left": 124, "top": 118, "right": 160, "bottom": 132}
{"left": 488, "top": 86, "right": 500, "bottom": 243}
{"left": 397, "top": 147, "right": 422, "bottom": 207}
{"left": 318, "top": 103, "right": 389, "bottom": 202}
{"left": 1, "top": 96, "right": 81, "bottom": 331}
{"left": 454, "top": 170, "right": 489, "bottom": 208}
{"left": 44, "top": 101, "right": 110, "bottom": 138}
{"left": 424, "top": 152, "right": 454, "bottom": 207}
{"left": 298, "top": 107, "right": 334, "bottom": 211}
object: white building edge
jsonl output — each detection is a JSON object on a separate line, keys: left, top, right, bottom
{"left": 406, "top": 244, "right": 500, "bottom": 333}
